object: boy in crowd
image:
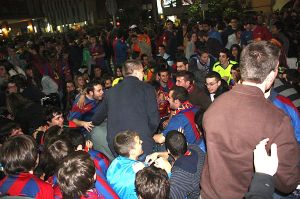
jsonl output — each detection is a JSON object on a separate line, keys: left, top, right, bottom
{"left": 0, "top": 135, "right": 54, "bottom": 198}
{"left": 67, "top": 129, "right": 119, "bottom": 199}
{"left": 106, "top": 130, "right": 146, "bottom": 199}
{"left": 55, "top": 151, "right": 103, "bottom": 199}
{"left": 135, "top": 166, "right": 170, "bottom": 199}
{"left": 148, "top": 130, "right": 205, "bottom": 199}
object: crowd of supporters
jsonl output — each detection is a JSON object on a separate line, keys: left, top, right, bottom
{"left": 0, "top": 8, "right": 300, "bottom": 199}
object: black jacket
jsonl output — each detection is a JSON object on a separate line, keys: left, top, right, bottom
{"left": 92, "top": 76, "right": 160, "bottom": 156}
{"left": 245, "top": 173, "right": 274, "bottom": 199}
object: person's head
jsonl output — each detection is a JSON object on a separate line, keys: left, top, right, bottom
{"left": 131, "top": 34, "right": 139, "bottom": 44}
{"left": 0, "top": 122, "right": 23, "bottom": 143}
{"left": 176, "top": 56, "right": 188, "bottom": 72}
{"left": 135, "top": 166, "right": 170, "bottom": 199}
{"left": 44, "top": 106, "right": 64, "bottom": 127}
{"left": 75, "top": 74, "right": 86, "bottom": 89}
{"left": 94, "top": 66, "right": 102, "bottom": 78}
{"left": 7, "top": 79, "right": 18, "bottom": 94}
{"left": 176, "top": 71, "right": 194, "bottom": 89}
{"left": 158, "top": 68, "right": 169, "bottom": 84}
{"left": 6, "top": 93, "right": 29, "bottom": 117}
{"left": 42, "top": 136, "right": 73, "bottom": 178}
{"left": 113, "top": 130, "right": 143, "bottom": 159}
{"left": 198, "top": 49, "right": 210, "bottom": 64}
{"left": 168, "top": 86, "right": 189, "bottom": 110}
{"left": 66, "top": 81, "right": 76, "bottom": 93}
{"left": 89, "top": 36, "right": 97, "bottom": 45}
{"left": 218, "top": 48, "right": 230, "bottom": 66}
{"left": 230, "top": 17, "right": 239, "bottom": 30}
{"left": 85, "top": 79, "right": 104, "bottom": 101}
{"left": 165, "top": 130, "right": 187, "bottom": 158}
{"left": 0, "top": 64, "right": 7, "bottom": 77}
{"left": 158, "top": 45, "right": 166, "bottom": 55}
{"left": 122, "top": 60, "right": 144, "bottom": 81}
{"left": 271, "top": 21, "right": 284, "bottom": 35}
{"left": 234, "top": 28, "right": 242, "bottom": 40}
{"left": 190, "top": 32, "right": 198, "bottom": 43}
{"left": 230, "top": 44, "right": 242, "bottom": 61}
{"left": 65, "top": 128, "right": 86, "bottom": 151}
{"left": 57, "top": 151, "right": 96, "bottom": 199}
{"left": 25, "top": 65, "right": 34, "bottom": 78}
{"left": 141, "top": 54, "right": 149, "bottom": 65}
{"left": 115, "top": 67, "right": 123, "bottom": 77}
{"left": 231, "top": 64, "right": 241, "bottom": 84}
{"left": 43, "top": 125, "right": 65, "bottom": 146}
{"left": 240, "top": 41, "right": 280, "bottom": 89}
{"left": 198, "top": 31, "right": 209, "bottom": 42}
{"left": 0, "top": 135, "right": 38, "bottom": 175}
{"left": 202, "top": 19, "right": 212, "bottom": 32}
{"left": 243, "top": 19, "right": 255, "bottom": 31}
{"left": 205, "top": 71, "right": 222, "bottom": 94}
{"left": 166, "top": 20, "right": 173, "bottom": 30}
{"left": 102, "top": 75, "right": 113, "bottom": 89}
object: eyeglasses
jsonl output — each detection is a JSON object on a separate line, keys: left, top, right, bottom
{"left": 205, "top": 82, "right": 218, "bottom": 87}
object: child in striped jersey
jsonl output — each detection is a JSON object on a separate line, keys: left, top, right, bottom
{"left": 0, "top": 135, "right": 54, "bottom": 199}
{"left": 67, "top": 129, "right": 119, "bottom": 199}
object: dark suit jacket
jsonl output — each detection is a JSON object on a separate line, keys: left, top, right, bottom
{"left": 92, "top": 76, "right": 160, "bottom": 156}
{"left": 201, "top": 85, "right": 300, "bottom": 199}
{"left": 189, "top": 85, "right": 211, "bottom": 111}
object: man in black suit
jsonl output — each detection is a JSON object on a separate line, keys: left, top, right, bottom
{"left": 92, "top": 60, "right": 160, "bottom": 158}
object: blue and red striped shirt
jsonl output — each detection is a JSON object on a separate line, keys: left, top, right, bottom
{"left": 0, "top": 172, "right": 54, "bottom": 199}
{"left": 88, "top": 149, "right": 119, "bottom": 199}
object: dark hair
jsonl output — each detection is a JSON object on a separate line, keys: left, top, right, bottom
{"left": 141, "top": 54, "right": 148, "bottom": 60}
{"left": 57, "top": 151, "right": 95, "bottom": 199}
{"left": 0, "top": 121, "right": 20, "bottom": 135}
{"left": 219, "top": 48, "right": 231, "bottom": 58}
{"left": 176, "top": 71, "right": 195, "bottom": 83}
{"left": 198, "top": 31, "right": 208, "bottom": 38}
{"left": 6, "top": 93, "right": 31, "bottom": 117}
{"left": 158, "top": 44, "right": 166, "bottom": 49}
{"left": 230, "top": 44, "right": 242, "bottom": 61}
{"left": 44, "top": 106, "right": 63, "bottom": 123}
{"left": 135, "top": 166, "right": 170, "bottom": 199}
{"left": 86, "top": 79, "right": 102, "bottom": 94}
{"left": 113, "top": 130, "right": 139, "bottom": 157}
{"left": 166, "top": 20, "right": 173, "bottom": 24}
{"left": 170, "top": 86, "right": 189, "bottom": 103}
{"left": 158, "top": 68, "right": 169, "bottom": 76}
{"left": 240, "top": 41, "right": 280, "bottom": 83}
{"left": 66, "top": 80, "right": 75, "bottom": 85}
{"left": 0, "top": 135, "right": 38, "bottom": 175}
{"left": 65, "top": 128, "right": 86, "bottom": 150}
{"left": 198, "top": 48, "right": 209, "bottom": 56}
{"left": 165, "top": 130, "right": 187, "bottom": 157}
{"left": 42, "top": 136, "right": 72, "bottom": 178}
{"left": 205, "top": 71, "right": 222, "bottom": 81}
{"left": 176, "top": 56, "right": 188, "bottom": 65}
{"left": 43, "top": 125, "right": 64, "bottom": 146}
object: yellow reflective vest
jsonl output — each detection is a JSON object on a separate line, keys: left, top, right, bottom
{"left": 212, "top": 60, "right": 238, "bottom": 84}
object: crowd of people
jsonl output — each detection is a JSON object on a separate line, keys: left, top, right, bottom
{"left": 0, "top": 8, "right": 300, "bottom": 199}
